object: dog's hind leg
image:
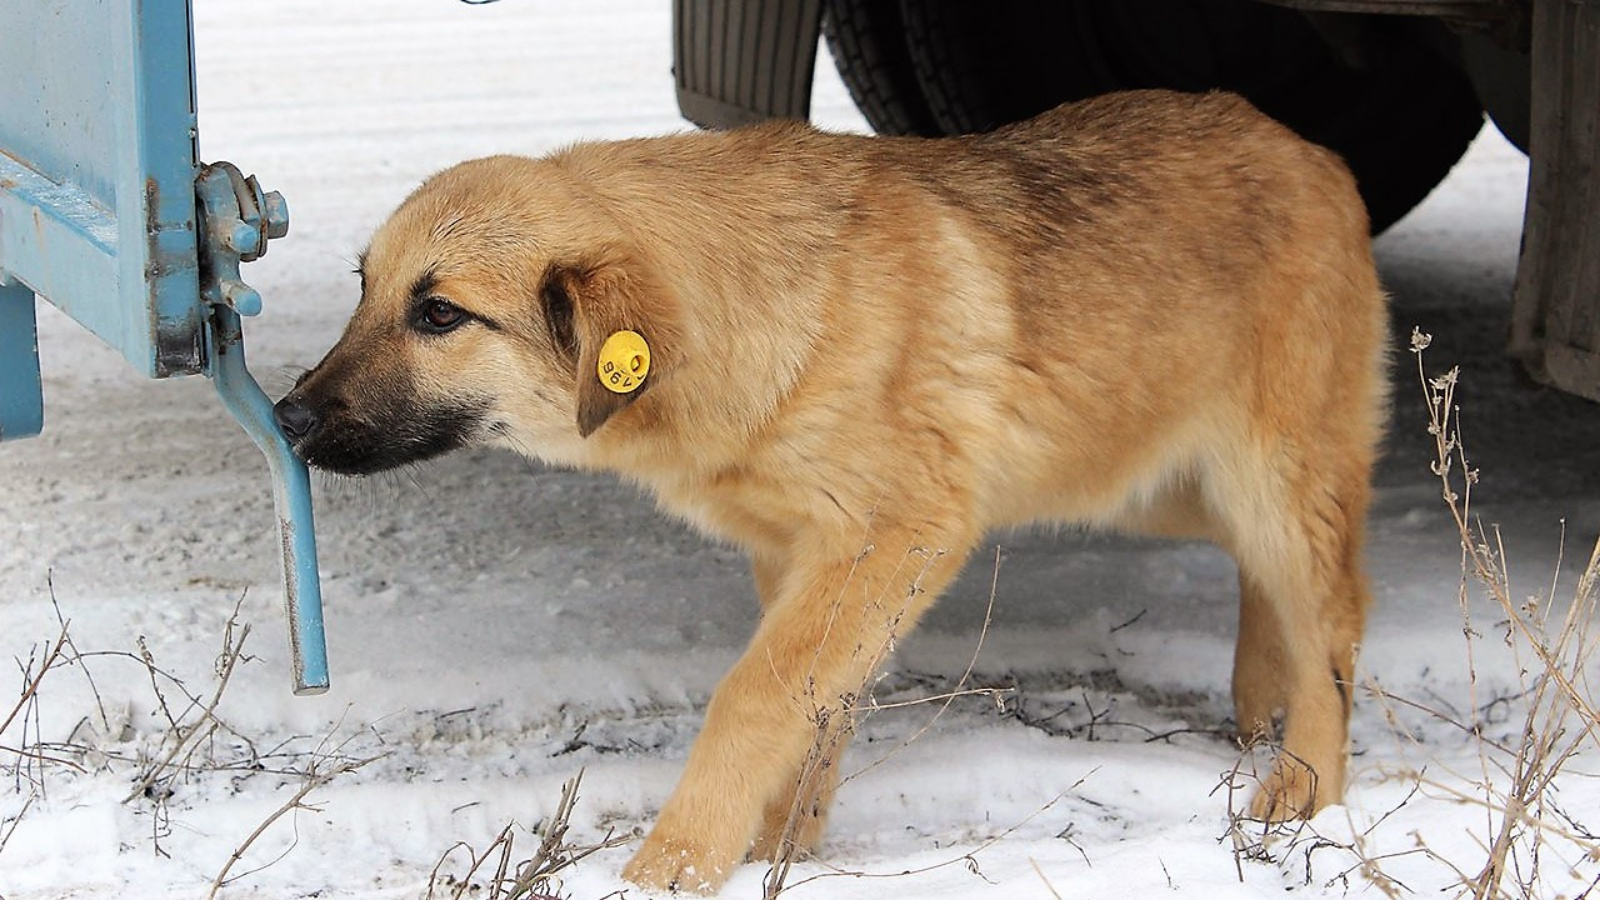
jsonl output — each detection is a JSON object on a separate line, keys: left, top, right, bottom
{"left": 622, "top": 521, "right": 976, "bottom": 893}
{"left": 1113, "top": 480, "right": 1291, "bottom": 743}
{"left": 1232, "top": 571, "right": 1289, "bottom": 740}
{"left": 1111, "top": 473, "right": 1295, "bottom": 743}
{"left": 1211, "top": 448, "right": 1372, "bottom": 821}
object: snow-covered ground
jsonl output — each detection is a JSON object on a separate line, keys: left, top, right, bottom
{"left": 3, "top": 2, "right": 1598, "bottom": 898}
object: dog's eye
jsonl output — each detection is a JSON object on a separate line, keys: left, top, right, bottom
{"left": 416, "top": 298, "right": 468, "bottom": 334}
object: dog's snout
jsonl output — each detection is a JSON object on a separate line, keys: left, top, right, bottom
{"left": 273, "top": 396, "right": 320, "bottom": 441}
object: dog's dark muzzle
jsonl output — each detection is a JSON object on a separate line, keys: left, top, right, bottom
{"left": 273, "top": 382, "right": 489, "bottom": 477}
{"left": 272, "top": 389, "right": 368, "bottom": 473}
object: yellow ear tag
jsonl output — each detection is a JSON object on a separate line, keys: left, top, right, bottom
{"left": 597, "top": 330, "right": 651, "bottom": 394}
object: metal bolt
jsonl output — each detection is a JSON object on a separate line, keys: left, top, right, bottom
{"left": 222, "top": 280, "right": 263, "bottom": 317}
{"left": 226, "top": 221, "right": 260, "bottom": 256}
{"left": 263, "top": 191, "right": 289, "bottom": 239}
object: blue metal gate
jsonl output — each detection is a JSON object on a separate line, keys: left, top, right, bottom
{"left": 0, "top": 0, "right": 329, "bottom": 694}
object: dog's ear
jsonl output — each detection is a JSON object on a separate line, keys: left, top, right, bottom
{"left": 543, "top": 248, "right": 683, "bottom": 438}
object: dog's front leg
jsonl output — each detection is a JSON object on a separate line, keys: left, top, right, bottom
{"left": 622, "top": 527, "right": 973, "bottom": 894}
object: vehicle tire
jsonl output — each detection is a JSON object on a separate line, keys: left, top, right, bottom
{"left": 821, "top": 0, "right": 1486, "bottom": 233}
{"left": 819, "top": 0, "right": 940, "bottom": 136}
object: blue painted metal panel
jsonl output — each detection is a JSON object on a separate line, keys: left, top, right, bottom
{"left": 126, "top": 0, "right": 206, "bottom": 376}
{"left": 0, "top": 0, "right": 122, "bottom": 209}
{"left": 0, "top": 0, "right": 202, "bottom": 378}
{"left": 0, "top": 151, "right": 123, "bottom": 344}
{"left": 0, "top": 281, "right": 43, "bottom": 440}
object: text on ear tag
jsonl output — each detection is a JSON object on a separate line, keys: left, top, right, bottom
{"left": 598, "top": 330, "right": 651, "bottom": 394}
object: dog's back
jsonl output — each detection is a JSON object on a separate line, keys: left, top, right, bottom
{"left": 862, "top": 91, "right": 1387, "bottom": 531}
{"left": 561, "top": 92, "right": 1385, "bottom": 540}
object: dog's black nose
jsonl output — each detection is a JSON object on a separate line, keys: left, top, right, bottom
{"left": 273, "top": 397, "right": 320, "bottom": 441}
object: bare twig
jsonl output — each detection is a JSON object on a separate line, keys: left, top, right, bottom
{"left": 48, "top": 574, "right": 110, "bottom": 734}
{"left": 123, "top": 606, "right": 251, "bottom": 805}
{"left": 206, "top": 749, "right": 382, "bottom": 899}
{"left": 1, "top": 623, "right": 69, "bottom": 744}
{"left": 777, "top": 782, "right": 1088, "bottom": 895}
{"left": 1223, "top": 332, "right": 1600, "bottom": 899}
{"left": 427, "top": 771, "right": 631, "bottom": 900}
{"left": 1030, "top": 856, "right": 1065, "bottom": 899}
{"left": 845, "top": 546, "right": 1005, "bottom": 785}
{"left": 1322, "top": 329, "right": 1600, "bottom": 899}
{"left": 0, "top": 789, "right": 37, "bottom": 858}
{"left": 764, "top": 545, "right": 1006, "bottom": 898}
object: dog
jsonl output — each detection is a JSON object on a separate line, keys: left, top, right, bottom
{"left": 274, "top": 89, "right": 1388, "bottom": 894}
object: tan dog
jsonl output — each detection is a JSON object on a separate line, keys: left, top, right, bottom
{"left": 275, "top": 89, "right": 1388, "bottom": 894}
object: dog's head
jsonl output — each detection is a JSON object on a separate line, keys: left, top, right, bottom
{"left": 273, "top": 155, "right": 684, "bottom": 475}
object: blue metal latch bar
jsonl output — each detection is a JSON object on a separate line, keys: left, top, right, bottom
{"left": 196, "top": 162, "right": 329, "bottom": 695}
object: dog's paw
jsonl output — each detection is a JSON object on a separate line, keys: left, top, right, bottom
{"left": 622, "top": 834, "right": 731, "bottom": 896}
{"left": 1248, "top": 758, "right": 1322, "bottom": 822}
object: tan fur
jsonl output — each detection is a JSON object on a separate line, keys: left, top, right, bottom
{"left": 283, "top": 90, "right": 1389, "bottom": 894}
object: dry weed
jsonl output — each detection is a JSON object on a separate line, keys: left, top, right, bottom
{"left": 1407, "top": 328, "right": 1598, "bottom": 899}
{"left": 0, "top": 616, "right": 72, "bottom": 861}
{"left": 426, "top": 770, "right": 631, "bottom": 900}
{"left": 1217, "top": 331, "right": 1600, "bottom": 896}
{"left": 2, "top": 587, "right": 383, "bottom": 893}
{"left": 206, "top": 726, "right": 384, "bottom": 899}
{"left": 760, "top": 546, "right": 1094, "bottom": 898}
{"left": 762, "top": 544, "right": 975, "bottom": 898}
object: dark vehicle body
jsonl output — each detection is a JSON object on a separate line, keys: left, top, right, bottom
{"left": 673, "top": 0, "right": 1600, "bottom": 402}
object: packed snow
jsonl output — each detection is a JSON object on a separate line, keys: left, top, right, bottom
{"left": 3, "top": 2, "right": 1598, "bottom": 898}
